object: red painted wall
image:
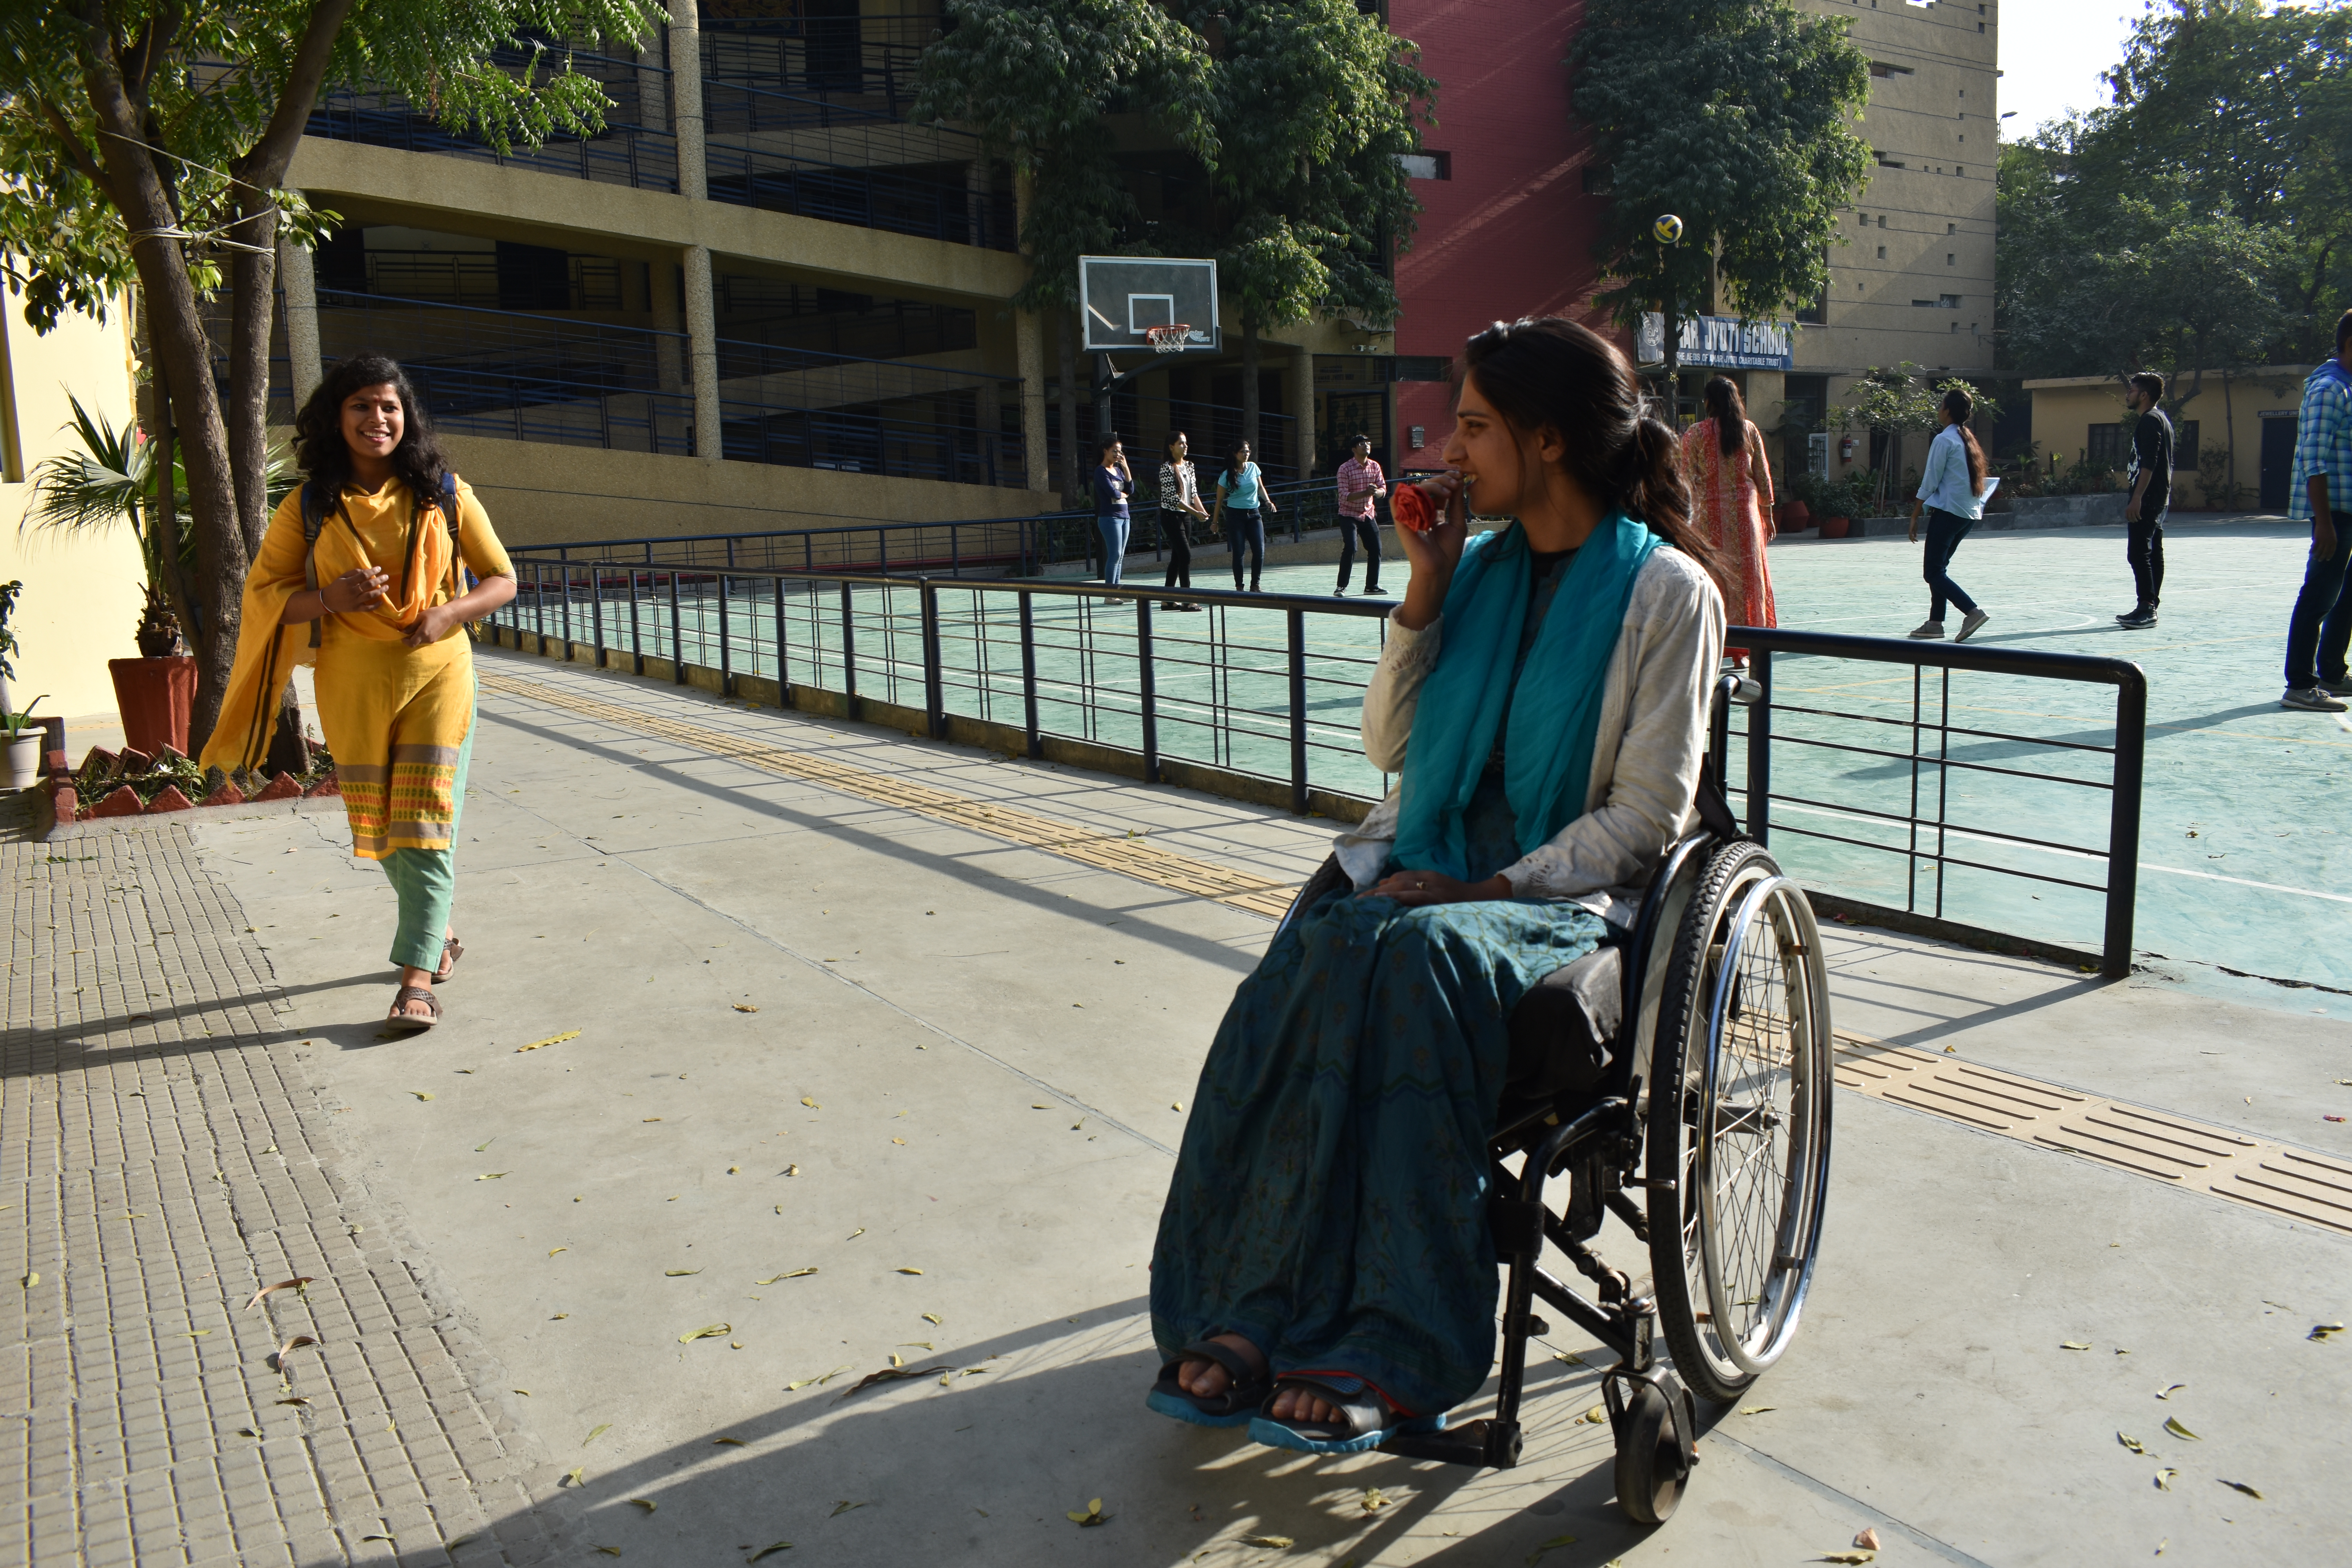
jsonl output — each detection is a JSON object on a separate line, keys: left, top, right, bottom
{"left": 1388, "top": 0, "right": 1614, "bottom": 466}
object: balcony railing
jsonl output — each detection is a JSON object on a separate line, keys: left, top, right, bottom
{"left": 306, "top": 290, "right": 1025, "bottom": 485}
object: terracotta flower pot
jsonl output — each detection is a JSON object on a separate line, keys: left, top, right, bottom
{"left": 1818, "top": 517, "right": 1851, "bottom": 540}
{"left": 1779, "top": 499, "right": 1812, "bottom": 532}
{"left": 109, "top": 656, "right": 196, "bottom": 757}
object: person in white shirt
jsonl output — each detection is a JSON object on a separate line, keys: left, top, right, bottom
{"left": 1158, "top": 431, "right": 1210, "bottom": 612}
{"left": 1905, "top": 387, "right": 1998, "bottom": 642}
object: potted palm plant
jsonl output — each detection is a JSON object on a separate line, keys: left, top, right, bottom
{"left": 24, "top": 394, "right": 290, "bottom": 755}
{"left": 0, "top": 580, "right": 43, "bottom": 789}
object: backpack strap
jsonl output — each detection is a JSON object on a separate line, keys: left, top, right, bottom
{"left": 439, "top": 472, "right": 467, "bottom": 597}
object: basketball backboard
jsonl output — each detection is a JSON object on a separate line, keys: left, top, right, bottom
{"left": 1079, "top": 256, "right": 1219, "bottom": 354}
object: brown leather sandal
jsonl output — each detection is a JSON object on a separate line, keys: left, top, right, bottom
{"left": 386, "top": 985, "right": 440, "bottom": 1033}
{"left": 433, "top": 935, "right": 464, "bottom": 985}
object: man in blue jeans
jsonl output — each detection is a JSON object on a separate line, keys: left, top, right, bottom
{"left": 2282, "top": 310, "right": 2352, "bottom": 712}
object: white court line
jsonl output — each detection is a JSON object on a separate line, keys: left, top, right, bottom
{"left": 1764, "top": 799, "right": 2352, "bottom": 906}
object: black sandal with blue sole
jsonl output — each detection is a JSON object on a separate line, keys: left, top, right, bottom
{"left": 1249, "top": 1373, "right": 1447, "bottom": 1455}
{"left": 1147, "top": 1339, "right": 1271, "bottom": 1429}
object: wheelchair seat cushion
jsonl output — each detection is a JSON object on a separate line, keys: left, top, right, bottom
{"left": 1505, "top": 943, "right": 1623, "bottom": 1096}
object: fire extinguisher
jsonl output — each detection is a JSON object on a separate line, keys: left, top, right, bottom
{"left": 1838, "top": 435, "right": 1857, "bottom": 462}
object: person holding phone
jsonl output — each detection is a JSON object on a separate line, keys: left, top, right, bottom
{"left": 1158, "top": 431, "right": 1209, "bottom": 611}
{"left": 1093, "top": 433, "right": 1135, "bottom": 594}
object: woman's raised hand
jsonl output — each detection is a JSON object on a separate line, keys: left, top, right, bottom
{"left": 1393, "top": 472, "right": 1470, "bottom": 630}
{"left": 323, "top": 566, "right": 390, "bottom": 614}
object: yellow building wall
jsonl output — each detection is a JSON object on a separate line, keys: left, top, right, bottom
{"left": 0, "top": 301, "right": 144, "bottom": 724}
{"left": 2026, "top": 367, "right": 2310, "bottom": 508}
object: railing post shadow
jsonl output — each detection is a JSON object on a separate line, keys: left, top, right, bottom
{"left": 2104, "top": 669, "right": 2148, "bottom": 977}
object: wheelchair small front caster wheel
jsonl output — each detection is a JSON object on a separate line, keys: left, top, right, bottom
{"left": 1612, "top": 1381, "right": 1690, "bottom": 1525}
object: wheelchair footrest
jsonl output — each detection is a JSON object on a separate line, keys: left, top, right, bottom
{"left": 1379, "top": 1418, "right": 1523, "bottom": 1469}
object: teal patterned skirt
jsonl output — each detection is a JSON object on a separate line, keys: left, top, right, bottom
{"left": 1150, "top": 781, "right": 1609, "bottom": 1417}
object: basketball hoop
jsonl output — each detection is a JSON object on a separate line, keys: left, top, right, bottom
{"left": 1145, "top": 324, "right": 1192, "bottom": 354}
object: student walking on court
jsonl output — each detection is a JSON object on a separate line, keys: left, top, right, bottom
{"left": 2281, "top": 309, "right": 2352, "bottom": 711}
{"left": 1094, "top": 433, "right": 1135, "bottom": 592}
{"left": 1906, "top": 387, "right": 1998, "bottom": 642}
{"left": 2117, "top": 372, "right": 2173, "bottom": 628}
{"left": 1158, "top": 432, "right": 1209, "bottom": 612}
{"left": 1681, "top": 377, "right": 1776, "bottom": 665}
{"left": 1333, "top": 434, "right": 1388, "bottom": 595}
{"left": 1215, "top": 441, "right": 1278, "bottom": 592}
{"left": 200, "top": 354, "right": 517, "bottom": 1031}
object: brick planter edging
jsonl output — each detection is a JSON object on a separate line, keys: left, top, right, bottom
{"left": 36, "top": 742, "right": 344, "bottom": 844}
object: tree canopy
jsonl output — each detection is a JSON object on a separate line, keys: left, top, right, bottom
{"left": 1571, "top": 0, "right": 1871, "bottom": 386}
{"left": 1996, "top": 0, "right": 2350, "bottom": 388}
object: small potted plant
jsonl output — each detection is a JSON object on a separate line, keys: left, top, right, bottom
{"left": 4, "top": 693, "right": 50, "bottom": 791}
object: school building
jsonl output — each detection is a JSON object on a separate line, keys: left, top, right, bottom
{"left": 2025, "top": 367, "right": 2317, "bottom": 513}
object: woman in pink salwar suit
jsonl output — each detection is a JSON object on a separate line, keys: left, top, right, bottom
{"left": 1682, "top": 377, "right": 1777, "bottom": 666}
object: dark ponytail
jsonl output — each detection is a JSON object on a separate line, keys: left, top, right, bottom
{"left": 1702, "top": 375, "right": 1746, "bottom": 455}
{"left": 1941, "top": 386, "right": 1988, "bottom": 496}
{"left": 1457, "top": 316, "right": 1729, "bottom": 602}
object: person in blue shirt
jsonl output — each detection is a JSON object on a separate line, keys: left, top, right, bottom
{"left": 2281, "top": 310, "right": 2352, "bottom": 712}
{"left": 1093, "top": 433, "right": 1135, "bottom": 592}
{"left": 1904, "top": 387, "right": 1998, "bottom": 643}
{"left": 1214, "top": 441, "right": 1279, "bottom": 592}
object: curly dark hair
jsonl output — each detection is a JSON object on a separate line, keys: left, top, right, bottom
{"left": 1456, "top": 316, "right": 1729, "bottom": 601}
{"left": 292, "top": 354, "right": 449, "bottom": 506}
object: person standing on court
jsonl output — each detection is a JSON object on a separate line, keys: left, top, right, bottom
{"left": 2116, "top": 371, "right": 2173, "bottom": 629}
{"left": 1906, "top": 386, "right": 1997, "bottom": 642}
{"left": 1333, "top": 434, "right": 1388, "bottom": 596}
{"left": 1159, "top": 431, "right": 1209, "bottom": 611}
{"left": 1094, "top": 433, "right": 1135, "bottom": 593}
{"left": 1215, "top": 440, "right": 1278, "bottom": 592}
{"left": 2280, "top": 309, "right": 2352, "bottom": 711}
{"left": 200, "top": 354, "right": 517, "bottom": 1031}
{"left": 1681, "top": 377, "right": 1776, "bottom": 666}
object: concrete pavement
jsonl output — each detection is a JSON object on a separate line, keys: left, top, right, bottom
{"left": 11, "top": 643, "right": 2350, "bottom": 1566}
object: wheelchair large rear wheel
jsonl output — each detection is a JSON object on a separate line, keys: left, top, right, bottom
{"left": 1645, "top": 840, "right": 1833, "bottom": 1405}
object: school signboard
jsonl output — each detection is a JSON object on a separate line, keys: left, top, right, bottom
{"left": 1637, "top": 313, "right": 1795, "bottom": 371}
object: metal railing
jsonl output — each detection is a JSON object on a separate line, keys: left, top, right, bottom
{"left": 485, "top": 571, "right": 2150, "bottom": 974}
{"left": 308, "top": 291, "right": 1025, "bottom": 485}
{"left": 701, "top": 15, "right": 932, "bottom": 123}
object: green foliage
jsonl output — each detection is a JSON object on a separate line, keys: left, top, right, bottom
{"left": 1998, "top": 0, "right": 2347, "bottom": 383}
{"left": 0, "top": 578, "right": 19, "bottom": 684}
{"left": 1829, "top": 364, "right": 1998, "bottom": 511}
{"left": 0, "top": 0, "right": 665, "bottom": 330}
{"left": 1571, "top": 0, "right": 1871, "bottom": 343}
{"left": 914, "top": 0, "right": 1219, "bottom": 310}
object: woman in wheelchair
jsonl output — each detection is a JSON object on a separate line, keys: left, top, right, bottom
{"left": 1149, "top": 317, "right": 1728, "bottom": 1455}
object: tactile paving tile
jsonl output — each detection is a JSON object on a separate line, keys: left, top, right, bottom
{"left": 1833, "top": 1034, "right": 2352, "bottom": 1235}
{"left": 479, "top": 671, "right": 1303, "bottom": 917}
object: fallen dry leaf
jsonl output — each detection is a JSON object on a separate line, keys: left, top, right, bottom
{"left": 755, "top": 1269, "right": 817, "bottom": 1284}
{"left": 1738, "top": 1405, "right": 1775, "bottom": 1415}
{"left": 787, "top": 1364, "right": 854, "bottom": 1391}
{"left": 475, "top": 1172, "right": 508, "bottom": 1181}
{"left": 800, "top": 1097, "right": 820, "bottom": 1109}
{"left": 245, "top": 1278, "right": 314, "bottom": 1310}
{"left": 846, "top": 1228, "right": 864, "bottom": 1240}
{"left": 562, "top": 1466, "right": 584, "bottom": 1487}
{"left": 830, "top": 1501, "right": 869, "bottom": 1518}
{"left": 1818, "top": 1555, "right": 1875, "bottom": 1566}
{"left": 1066, "top": 1499, "right": 1111, "bottom": 1527}
{"left": 1581, "top": 1406, "right": 1607, "bottom": 1424}
{"left": 2311, "top": 1323, "right": 2345, "bottom": 1342}
{"left": 2163, "top": 1417, "right": 2200, "bottom": 1441}
{"left": 410, "top": 1091, "right": 434, "bottom": 1101}
{"left": 2060, "top": 1340, "right": 2092, "bottom": 1351}
{"left": 733, "top": 1004, "right": 759, "bottom": 1013}
{"left": 897, "top": 1267, "right": 924, "bottom": 1276}
{"left": 713, "top": 1437, "right": 745, "bottom": 1446}
{"left": 749, "top": 1544, "right": 793, "bottom": 1562}
{"left": 585, "top": 1423, "right": 612, "bottom": 1445}
{"left": 273, "top": 1335, "right": 317, "bottom": 1371}
{"left": 783, "top": 1165, "right": 800, "bottom": 1177}
{"left": 593, "top": 1550, "right": 621, "bottom": 1559}
{"left": 276, "top": 1396, "right": 309, "bottom": 1406}
{"left": 183, "top": 1330, "right": 211, "bottom": 1338}
{"left": 1240, "top": 1535, "right": 1290, "bottom": 1548}
{"left": 2154, "top": 1468, "right": 2178, "bottom": 1491}
{"left": 515, "top": 1031, "right": 580, "bottom": 1053}
{"left": 679, "top": 1323, "right": 731, "bottom": 1343}
{"left": 833, "top": 1363, "right": 951, "bottom": 1403}
{"left": 922, "top": 1313, "right": 942, "bottom": 1325}
{"left": 1526, "top": 1537, "right": 1576, "bottom": 1566}
{"left": 666, "top": 1269, "right": 703, "bottom": 1277}
{"left": 2156, "top": 1383, "right": 2186, "bottom": 1400}
{"left": 1855, "top": 1528, "right": 1882, "bottom": 1551}
{"left": 2218, "top": 1479, "right": 2265, "bottom": 1500}
{"left": 548, "top": 1248, "right": 567, "bottom": 1258}
{"left": 628, "top": 1498, "right": 657, "bottom": 1514}
{"left": 1360, "top": 1486, "right": 1392, "bottom": 1513}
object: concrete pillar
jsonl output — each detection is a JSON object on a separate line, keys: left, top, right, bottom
{"left": 1291, "top": 347, "right": 1318, "bottom": 478}
{"left": 682, "top": 244, "right": 723, "bottom": 459}
{"left": 1016, "top": 308, "right": 1048, "bottom": 493}
{"left": 668, "top": 0, "right": 706, "bottom": 202}
{"left": 967, "top": 160, "right": 988, "bottom": 249}
{"left": 278, "top": 231, "right": 323, "bottom": 409}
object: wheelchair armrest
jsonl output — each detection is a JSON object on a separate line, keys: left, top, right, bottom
{"left": 1506, "top": 945, "right": 1623, "bottom": 1098}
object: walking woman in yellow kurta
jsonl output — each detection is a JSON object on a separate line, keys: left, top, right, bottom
{"left": 201, "top": 356, "right": 517, "bottom": 1031}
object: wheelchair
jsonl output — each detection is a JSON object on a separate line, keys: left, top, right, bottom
{"left": 1275, "top": 677, "right": 1834, "bottom": 1524}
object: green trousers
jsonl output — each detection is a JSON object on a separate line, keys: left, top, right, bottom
{"left": 380, "top": 703, "right": 475, "bottom": 973}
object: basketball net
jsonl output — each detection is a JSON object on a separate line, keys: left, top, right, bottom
{"left": 1145, "top": 324, "right": 1191, "bottom": 354}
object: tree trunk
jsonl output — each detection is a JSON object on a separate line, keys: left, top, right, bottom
{"left": 137, "top": 303, "right": 200, "bottom": 655}
{"left": 225, "top": 190, "right": 310, "bottom": 779}
{"left": 1241, "top": 318, "right": 1261, "bottom": 461}
{"left": 2224, "top": 369, "right": 2238, "bottom": 501}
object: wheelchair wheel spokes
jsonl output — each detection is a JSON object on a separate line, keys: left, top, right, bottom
{"left": 1647, "top": 842, "right": 1834, "bottom": 1405}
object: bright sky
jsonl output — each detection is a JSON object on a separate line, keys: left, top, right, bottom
{"left": 1996, "top": 0, "right": 2140, "bottom": 137}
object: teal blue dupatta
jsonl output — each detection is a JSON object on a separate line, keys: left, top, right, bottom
{"left": 1391, "top": 510, "right": 1661, "bottom": 882}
